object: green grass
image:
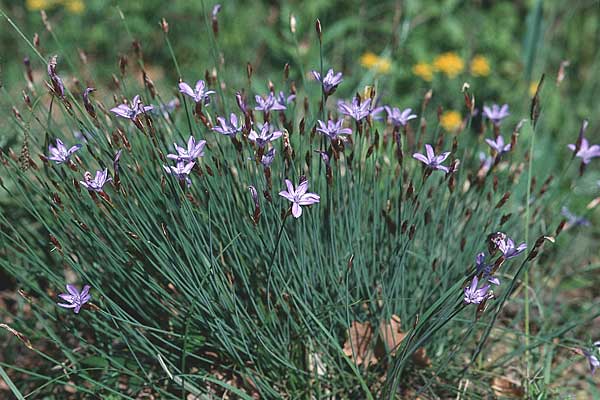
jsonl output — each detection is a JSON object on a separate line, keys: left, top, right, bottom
{"left": 1, "top": 1, "right": 599, "bottom": 398}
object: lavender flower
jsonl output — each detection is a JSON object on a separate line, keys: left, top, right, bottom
{"left": 113, "top": 150, "right": 123, "bottom": 174}
{"left": 278, "top": 91, "right": 296, "bottom": 105}
{"left": 586, "top": 352, "right": 600, "bottom": 375}
{"left": 248, "top": 123, "right": 283, "bottom": 148}
{"left": 385, "top": 107, "right": 417, "bottom": 127}
{"left": 463, "top": 276, "right": 491, "bottom": 305}
{"left": 279, "top": 178, "right": 320, "bottom": 218}
{"left": 255, "top": 93, "right": 287, "bottom": 113}
{"left": 312, "top": 68, "right": 343, "bottom": 96}
{"left": 412, "top": 144, "right": 451, "bottom": 173}
{"left": 584, "top": 341, "right": 600, "bottom": 374}
{"left": 485, "top": 135, "right": 511, "bottom": 155}
{"left": 475, "top": 252, "right": 500, "bottom": 286}
{"left": 163, "top": 161, "right": 195, "bottom": 187}
{"left": 338, "top": 97, "right": 372, "bottom": 122}
{"left": 80, "top": 169, "right": 112, "bottom": 192}
{"left": 167, "top": 136, "right": 206, "bottom": 162}
{"left": 567, "top": 138, "right": 600, "bottom": 164}
{"left": 261, "top": 148, "right": 276, "bottom": 168}
{"left": 213, "top": 113, "right": 243, "bottom": 138}
{"left": 561, "top": 207, "right": 591, "bottom": 227}
{"left": 479, "top": 152, "right": 493, "bottom": 174}
{"left": 483, "top": 104, "right": 510, "bottom": 125}
{"left": 179, "top": 80, "right": 215, "bottom": 104}
{"left": 57, "top": 284, "right": 91, "bottom": 314}
{"left": 47, "top": 55, "right": 65, "bottom": 98}
{"left": 235, "top": 91, "right": 248, "bottom": 114}
{"left": 110, "top": 95, "right": 153, "bottom": 120}
{"left": 316, "top": 119, "right": 352, "bottom": 140}
{"left": 48, "top": 138, "right": 81, "bottom": 164}
{"left": 490, "top": 232, "right": 527, "bottom": 259}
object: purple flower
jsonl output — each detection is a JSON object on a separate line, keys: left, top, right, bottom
{"left": 179, "top": 80, "right": 215, "bottom": 104}
{"left": 113, "top": 150, "right": 123, "bottom": 175}
{"left": 163, "top": 161, "right": 195, "bottom": 187}
{"left": 312, "top": 68, "right": 343, "bottom": 96}
{"left": 583, "top": 342, "right": 600, "bottom": 374}
{"left": 490, "top": 232, "right": 527, "bottom": 259}
{"left": 80, "top": 169, "right": 112, "bottom": 192}
{"left": 212, "top": 4, "right": 221, "bottom": 18}
{"left": 261, "top": 148, "right": 276, "bottom": 168}
{"left": 385, "top": 106, "right": 417, "bottom": 127}
{"left": 248, "top": 123, "right": 283, "bottom": 148}
{"left": 48, "top": 138, "right": 81, "bottom": 164}
{"left": 316, "top": 119, "right": 352, "bottom": 140}
{"left": 463, "top": 276, "right": 491, "bottom": 305}
{"left": 167, "top": 136, "right": 206, "bottom": 162}
{"left": 278, "top": 91, "right": 296, "bottom": 105}
{"left": 412, "top": 144, "right": 451, "bottom": 173}
{"left": 315, "top": 150, "right": 331, "bottom": 168}
{"left": 338, "top": 97, "right": 372, "bottom": 122}
{"left": 568, "top": 138, "right": 600, "bottom": 164}
{"left": 110, "top": 95, "right": 153, "bottom": 120}
{"left": 255, "top": 93, "right": 287, "bottom": 113}
{"left": 479, "top": 152, "right": 493, "bottom": 174}
{"left": 235, "top": 91, "right": 248, "bottom": 114}
{"left": 279, "top": 178, "right": 320, "bottom": 218}
{"left": 47, "top": 55, "right": 65, "bottom": 98}
{"left": 57, "top": 284, "right": 91, "bottom": 314}
{"left": 483, "top": 104, "right": 510, "bottom": 125}
{"left": 485, "top": 135, "right": 511, "bottom": 155}
{"left": 561, "top": 206, "right": 591, "bottom": 227}
{"left": 213, "top": 113, "right": 243, "bottom": 138}
{"left": 475, "top": 252, "right": 500, "bottom": 286}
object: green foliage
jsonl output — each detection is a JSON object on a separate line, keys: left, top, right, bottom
{"left": 0, "top": 0, "right": 599, "bottom": 398}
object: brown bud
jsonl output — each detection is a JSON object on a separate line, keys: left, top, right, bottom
{"left": 247, "top": 62, "right": 253, "bottom": 81}
{"left": 315, "top": 19, "right": 322, "bottom": 41}
{"left": 500, "top": 213, "right": 512, "bottom": 225}
{"left": 284, "top": 63, "right": 290, "bottom": 80}
{"left": 33, "top": 33, "right": 40, "bottom": 49}
{"left": 160, "top": 17, "right": 169, "bottom": 33}
{"left": 495, "top": 192, "right": 511, "bottom": 209}
{"left": 23, "top": 57, "right": 34, "bottom": 83}
{"left": 119, "top": 54, "right": 128, "bottom": 76}
{"left": 555, "top": 220, "right": 567, "bottom": 237}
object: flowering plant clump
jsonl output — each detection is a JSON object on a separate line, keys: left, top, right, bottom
{"left": 0, "top": 8, "right": 597, "bottom": 399}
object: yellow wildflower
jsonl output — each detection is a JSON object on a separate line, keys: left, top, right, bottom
{"left": 64, "top": 0, "right": 85, "bottom": 14}
{"left": 412, "top": 62, "right": 434, "bottom": 81}
{"left": 470, "top": 55, "right": 490, "bottom": 77}
{"left": 440, "top": 110, "right": 462, "bottom": 132}
{"left": 360, "top": 52, "right": 391, "bottom": 74}
{"left": 433, "top": 52, "right": 464, "bottom": 78}
{"left": 26, "top": 0, "right": 52, "bottom": 10}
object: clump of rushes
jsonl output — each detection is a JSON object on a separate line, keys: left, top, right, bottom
{"left": 0, "top": 8, "right": 596, "bottom": 400}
